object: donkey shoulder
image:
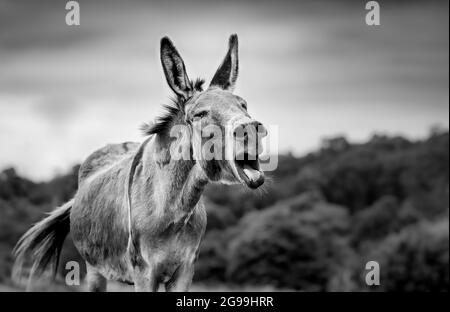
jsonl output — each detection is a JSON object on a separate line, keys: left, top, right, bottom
{"left": 78, "top": 142, "right": 140, "bottom": 183}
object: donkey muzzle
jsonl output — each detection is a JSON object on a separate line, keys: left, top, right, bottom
{"left": 232, "top": 121, "right": 267, "bottom": 188}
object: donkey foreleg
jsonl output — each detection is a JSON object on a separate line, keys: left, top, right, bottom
{"left": 133, "top": 266, "right": 159, "bottom": 292}
{"left": 164, "top": 263, "right": 194, "bottom": 292}
{"left": 86, "top": 263, "right": 107, "bottom": 292}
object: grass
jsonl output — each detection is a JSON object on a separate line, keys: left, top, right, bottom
{"left": 2, "top": 278, "right": 288, "bottom": 292}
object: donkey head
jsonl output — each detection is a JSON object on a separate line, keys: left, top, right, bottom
{"left": 158, "top": 34, "right": 267, "bottom": 189}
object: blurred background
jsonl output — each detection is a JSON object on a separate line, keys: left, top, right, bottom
{"left": 0, "top": 0, "right": 448, "bottom": 291}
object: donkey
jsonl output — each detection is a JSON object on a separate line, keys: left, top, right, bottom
{"left": 13, "top": 34, "right": 267, "bottom": 292}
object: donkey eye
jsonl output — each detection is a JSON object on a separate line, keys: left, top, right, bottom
{"left": 193, "top": 111, "right": 208, "bottom": 119}
{"left": 240, "top": 102, "right": 248, "bottom": 110}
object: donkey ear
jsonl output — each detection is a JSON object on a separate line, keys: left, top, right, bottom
{"left": 160, "top": 37, "right": 193, "bottom": 99}
{"left": 210, "top": 34, "right": 239, "bottom": 91}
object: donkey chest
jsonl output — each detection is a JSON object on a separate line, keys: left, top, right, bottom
{"left": 141, "top": 216, "right": 205, "bottom": 256}
{"left": 156, "top": 235, "right": 198, "bottom": 269}
{"left": 138, "top": 212, "right": 206, "bottom": 269}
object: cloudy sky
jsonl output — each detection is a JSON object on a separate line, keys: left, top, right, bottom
{"left": 0, "top": 0, "right": 448, "bottom": 180}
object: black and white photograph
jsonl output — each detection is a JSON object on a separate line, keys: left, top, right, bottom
{"left": 0, "top": 0, "right": 448, "bottom": 299}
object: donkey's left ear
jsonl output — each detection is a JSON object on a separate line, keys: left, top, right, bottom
{"left": 160, "top": 36, "right": 193, "bottom": 99}
{"left": 210, "top": 34, "right": 239, "bottom": 92}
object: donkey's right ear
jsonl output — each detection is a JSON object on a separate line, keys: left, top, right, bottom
{"left": 210, "top": 34, "right": 239, "bottom": 91}
{"left": 160, "top": 37, "right": 193, "bottom": 99}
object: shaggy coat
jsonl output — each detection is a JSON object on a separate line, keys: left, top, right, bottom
{"left": 13, "top": 34, "right": 267, "bottom": 292}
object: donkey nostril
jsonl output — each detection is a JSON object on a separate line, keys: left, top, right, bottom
{"left": 233, "top": 127, "right": 248, "bottom": 140}
{"left": 257, "top": 122, "right": 268, "bottom": 137}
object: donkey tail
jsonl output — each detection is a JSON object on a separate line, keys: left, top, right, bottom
{"left": 12, "top": 199, "right": 73, "bottom": 284}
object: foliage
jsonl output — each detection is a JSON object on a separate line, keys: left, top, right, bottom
{"left": 0, "top": 132, "right": 448, "bottom": 291}
{"left": 369, "top": 219, "right": 449, "bottom": 292}
{"left": 225, "top": 194, "right": 353, "bottom": 291}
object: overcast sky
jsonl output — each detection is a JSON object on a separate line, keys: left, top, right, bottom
{"left": 0, "top": 0, "right": 448, "bottom": 180}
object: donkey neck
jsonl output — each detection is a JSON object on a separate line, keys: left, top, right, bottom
{"left": 143, "top": 124, "right": 208, "bottom": 215}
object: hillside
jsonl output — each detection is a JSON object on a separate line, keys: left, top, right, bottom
{"left": 0, "top": 132, "right": 448, "bottom": 291}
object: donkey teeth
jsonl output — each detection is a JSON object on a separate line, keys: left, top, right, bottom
{"left": 243, "top": 165, "right": 261, "bottom": 182}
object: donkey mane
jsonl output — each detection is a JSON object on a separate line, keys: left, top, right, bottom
{"left": 140, "top": 78, "right": 205, "bottom": 136}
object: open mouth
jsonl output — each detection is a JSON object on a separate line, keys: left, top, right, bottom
{"left": 234, "top": 153, "right": 265, "bottom": 189}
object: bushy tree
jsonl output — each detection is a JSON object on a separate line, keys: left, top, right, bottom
{"left": 204, "top": 201, "right": 237, "bottom": 231}
{"left": 194, "top": 230, "right": 232, "bottom": 283}
{"left": 225, "top": 194, "right": 354, "bottom": 291}
{"left": 320, "top": 133, "right": 449, "bottom": 214}
{"left": 1, "top": 132, "right": 448, "bottom": 291}
{"left": 369, "top": 219, "right": 449, "bottom": 292}
{"left": 352, "top": 196, "right": 400, "bottom": 248}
